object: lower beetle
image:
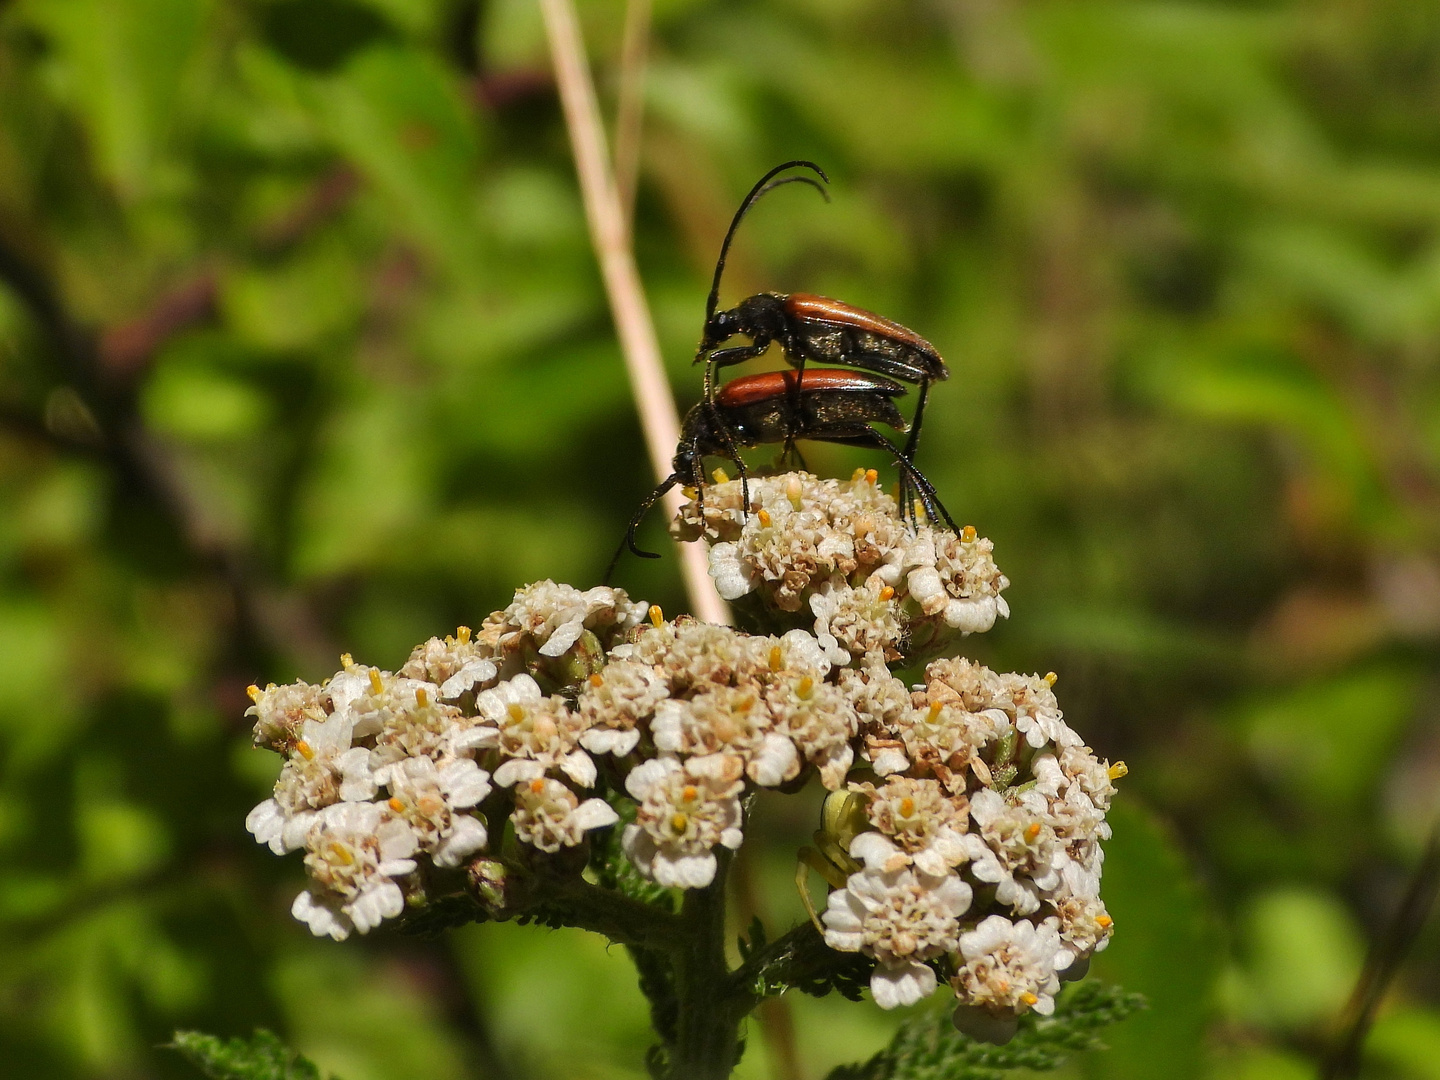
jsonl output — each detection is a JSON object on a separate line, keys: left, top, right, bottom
{"left": 605, "top": 367, "right": 957, "bottom": 579}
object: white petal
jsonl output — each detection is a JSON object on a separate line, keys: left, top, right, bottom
{"left": 747, "top": 734, "right": 798, "bottom": 787}
{"left": 494, "top": 758, "right": 545, "bottom": 787}
{"left": 440, "top": 659, "right": 498, "bottom": 698}
{"left": 346, "top": 881, "right": 404, "bottom": 933}
{"left": 870, "top": 748, "right": 909, "bottom": 776}
{"left": 453, "top": 726, "right": 500, "bottom": 754}
{"left": 621, "top": 823, "right": 657, "bottom": 876}
{"left": 433, "top": 815, "right": 489, "bottom": 868}
{"left": 292, "top": 890, "right": 349, "bottom": 941}
{"left": 944, "top": 596, "right": 997, "bottom": 633}
{"left": 540, "top": 619, "right": 585, "bottom": 657}
{"left": 338, "top": 748, "right": 377, "bottom": 802}
{"left": 656, "top": 852, "right": 717, "bottom": 889}
{"left": 245, "top": 799, "right": 286, "bottom": 854}
{"left": 580, "top": 727, "right": 640, "bottom": 756}
{"left": 708, "top": 543, "right": 754, "bottom": 600}
{"left": 559, "top": 750, "right": 597, "bottom": 788}
{"left": 281, "top": 809, "right": 320, "bottom": 853}
{"left": 571, "top": 798, "right": 620, "bottom": 831}
{"left": 849, "top": 832, "right": 901, "bottom": 872}
{"left": 625, "top": 756, "right": 680, "bottom": 800}
{"left": 438, "top": 759, "right": 491, "bottom": 807}
{"left": 650, "top": 702, "right": 686, "bottom": 753}
{"left": 376, "top": 817, "right": 419, "bottom": 861}
{"left": 906, "top": 567, "right": 947, "bottom": 615}
{"left": 871, "top": 960, "right": 936, "bottom": 1009}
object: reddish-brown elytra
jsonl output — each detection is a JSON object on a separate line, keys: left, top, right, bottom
{"left": 714, "top": 367, "right": 906, "bottom": 408}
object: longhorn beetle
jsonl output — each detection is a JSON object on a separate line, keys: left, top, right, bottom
{"left": 604, "top": 367, "right": 957, "bottom": 579}
{"left": 695, "top": 160, "right": 951, "bottom": 514}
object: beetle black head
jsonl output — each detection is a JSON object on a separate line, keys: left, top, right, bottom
{"left": 700, "top": 160, "right": 830, "bottom": 352}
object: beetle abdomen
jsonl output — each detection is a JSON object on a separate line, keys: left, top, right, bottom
{"left": 784, "top": 293, "right": 947, "bottom": 380}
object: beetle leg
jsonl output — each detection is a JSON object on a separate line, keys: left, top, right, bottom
{"left": 706, "top": 402, "right": 751, "bottom": 522}
{"left": 816, "top": 427, "right": 958, "bottom": 532}
{"left": 706, "top": 342, "right": 772, "bottom": 370}
{"left": 896, "top": 378, "right": 929, "bottom": 525}
{"left": 704, "top": 343, "right": 773, "bottom": 410}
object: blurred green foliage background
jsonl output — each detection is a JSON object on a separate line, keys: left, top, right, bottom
{"left": 3, "top": 0, "right": 1440, "bottom": 1077}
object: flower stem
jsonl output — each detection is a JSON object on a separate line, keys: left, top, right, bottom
{"left": 670, "top": 851, "right": 743, "bottom": 1079}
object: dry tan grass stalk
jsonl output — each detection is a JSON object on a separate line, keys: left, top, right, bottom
{"left": 539, "top": 0, "right": 729, "bottom": 624}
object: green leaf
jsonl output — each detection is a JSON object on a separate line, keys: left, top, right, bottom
{"left": 1082, "top": 801, "right": 1220, "bottom": 1080}
{"left": 308, "top": 44, "right": 483, "bottom": 281}
{"left": 27, "top": 0, "right": 210, "bottom": 197}
{"left": 825, "top": 981, "right": 1147, "bottom": 1080}
{"left": 169, "top": 1030, "right": 325, "bottom": 1080}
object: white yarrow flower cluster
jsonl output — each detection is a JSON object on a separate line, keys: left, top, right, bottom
{"left": 242, "top": 473, "right": 1118, "bottom": 1043}
{"left": 244, "top": 587, "right": 640, "bottom": 939}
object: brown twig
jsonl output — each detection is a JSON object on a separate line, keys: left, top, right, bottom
{"left": 1321, "top": 821, "right": 1440, "bottom": 1079}
{"left": 538, "top": 0, "right": 729, "bottom": 624}
{"left": 613, "top": 0, "right": 652, "bottom": 238}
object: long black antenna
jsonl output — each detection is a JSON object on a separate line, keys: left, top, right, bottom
{"left": 702, "top": 160, "right": 830, "bottom": 326}
{"left": 604, "top": 472, "right": 682, "bottom": 582}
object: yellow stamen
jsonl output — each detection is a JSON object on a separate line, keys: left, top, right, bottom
{"left": 712, "top": 466, "right": 730, "bottom": 484}
{"left": 388, "top": 797, "right": 405, "bottom": 813}
{"left": 864, "top": 468, "right": 878, "bottom": 485}
{"left": 457, "top": 625, "right": 471, "bottom": 644}
{"left": 879, "top": 586, "right": 895, "bottom": 601}
{"left": 851, "top": 467, "right": 866, "bottom": 481}
{"left": 589, "top": 673, "right": 605, "bottom": 688}
{"left": 1021, "top": 992, "right": 1039, "bottom": 1007}
{"left": 913, "top": 499, "right": 926, "bottom": 522}
{"left": 899, "top": 797, "right": 915, "bottom": 817}
{"left": 331, "top": 842, "right": 355, "bottom": 866}
{"left": 246, "top": 684, "right": 261, "bottom": 702}
{"left": 769, "top": 645, "right": 784, "bottom": 672}
{"left": 340, "top": 653, "right": 355, "bottom": 669}
{"left": 928, "top": 701, "right": 944, "bottom": 720}
{"left": 295, "top": 740, "right": 315, "bottom": 761}
{"left": 961, "top": 525, "right": 977, "bottom": 543}
{"left": 530, "top": 778, "right": 547, "bottom": 794}
{"left": 670, "top": 812, "right": 689, "bottom": 834}
{"left": 1109, "top": 761, "right": 1129, "bottom": 780}
{"left": 681, "top": 785, "right": 698, "bottom": 802}
{"left": 507, "top": 703, "right": 527, "bottom": 722}
{"left": 415, "top": 687, "right": 428, "bottom": 708}
{"left": 1095, "top": 914, "right": 1113, "bottom": 928}
{"left": 368, "top": 669, "right": 384, "bottom": 695}
{"left": 757, "top": 507, "right": 772, "bottom": 527}
{"left": 649, "top": 604, "right": 664, "bottom": 628}
{"left": 1045, "top": 671, "right": 1058, "bottom": 685}
{"left": 1024, "top": 822, "right": 1042, "bottom": 842}
{"left": 796, "top": 676, "right": 814, "bottom": 698}
{"left": 682, "top": 485, "right": 697, "bottom": 498}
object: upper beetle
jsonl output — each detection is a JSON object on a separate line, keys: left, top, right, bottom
{"left": 695, "top": 160, "right": 950, "bottom": 469}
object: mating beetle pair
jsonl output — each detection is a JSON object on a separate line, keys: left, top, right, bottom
{"left": 608, "top": 161, "right": 955, "bottom": 579}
